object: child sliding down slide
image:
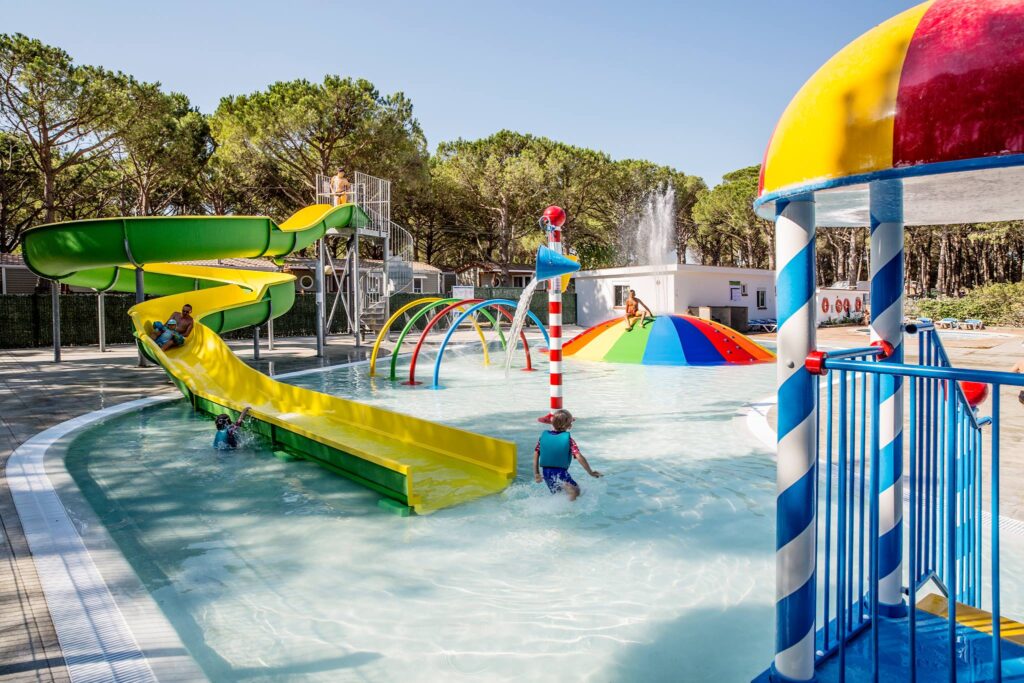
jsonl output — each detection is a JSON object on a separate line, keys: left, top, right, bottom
{"left": 533, "top": 409, "right": 602, "bottom": 501}
{"left": 151, "top": 319, "right": 185, "bottom": 350}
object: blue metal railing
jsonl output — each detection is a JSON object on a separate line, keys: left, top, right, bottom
{"left": 809, "top": 323, "right": 1024, "bottom": 682}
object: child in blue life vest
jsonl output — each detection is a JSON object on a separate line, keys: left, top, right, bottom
{"left": 151, "top": 318, "right": 185, "bottom": 350}
{"left": 533, "top": 409, "right": 602, "bottom": 501}
{"left": 214, "top": 407, "right": 250, "bottom": 450}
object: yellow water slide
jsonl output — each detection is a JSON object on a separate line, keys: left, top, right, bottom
{"left": 21, "top": 204, "right": 516, "bottom": 514}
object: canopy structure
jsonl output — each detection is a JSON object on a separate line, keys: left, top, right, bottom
{"left": 755, "top": 0, "right": 1024, "bottom": 227}
{"left": 759, "top": 2, "right": 1024, "bottom": 681}
{"left": 562, "top": 315, "right": 773, "bottom": 366}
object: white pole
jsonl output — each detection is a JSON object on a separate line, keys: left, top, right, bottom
{"left": 315, "top": 238, "right": 325, "bottom": 357}
{"left": 135, "top": 268, "right": 146, "bottom": 367}
{"left": 98, "top": 292, "right": 107, "bottom": 352}
{"left": 51, "top": 280, "right": 61, "bottom": 363}
{"left": 773, "top": 196, "right": 817, "bottom": 682}
{"left": 354, "top": 230, "right": 362, "bottom": 346}
{"left": 869, "top": 179, "right": 906, "bottom": 616}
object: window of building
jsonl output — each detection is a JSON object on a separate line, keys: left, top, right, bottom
{"left": 513, "top": 275, "right": 530, "bottom": 288}
{"left": 413, "top": 276, "right": 425, "bottom": 293}
{"left": 756, "top": 288, "right": 767, "bottom": 310}
{"left": 741, "top": 283, "right": 748, "bottom": 296}
{"left": 614, "top": 285, "right": 629, "bottom": 307}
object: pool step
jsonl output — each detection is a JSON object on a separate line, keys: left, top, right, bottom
{"left": 377, "top": 498, "right": 412, "bottom": 517}
{"left": 917, "top": 593, "right": 1024, "bottom": 645}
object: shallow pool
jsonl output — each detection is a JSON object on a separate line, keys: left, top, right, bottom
{"left": 65, "top": 349, "right": 781, "bottom": 681}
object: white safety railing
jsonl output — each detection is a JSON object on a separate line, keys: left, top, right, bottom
{"left": 314, "top": 172, "right": 389, "bottom": 238}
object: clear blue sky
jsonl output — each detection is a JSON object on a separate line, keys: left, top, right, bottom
{"left": 6, "top": 0, "right": 920, "bottom": 185}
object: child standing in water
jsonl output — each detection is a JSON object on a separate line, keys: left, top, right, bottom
{"left": 214, "top": 407, "right": 250, "bottom": 450}
{"left": 533, "top": 409, "right": 602, "bottom": 501}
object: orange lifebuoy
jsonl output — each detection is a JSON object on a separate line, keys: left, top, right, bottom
{"left": 843, "top": 299, "right": 851, "bottom": 313}
{"left": 855, "top": 298, "right": 863, "bottom": 312}
{"left": 835, "top": 297, "right": 843, "bottom": 312}
{"left": 822, "top": 298, "right": 830, "bottom": 313}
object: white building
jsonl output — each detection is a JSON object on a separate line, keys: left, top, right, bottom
{"left": 573, "top": 264, "right": 777, "bottom": 330}
{"left": 817, "top": 281, "right": 869, "bottom": 324}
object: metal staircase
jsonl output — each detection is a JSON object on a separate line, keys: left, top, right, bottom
{"left": 314, "top": 172, "right": 415, "bottom": 342}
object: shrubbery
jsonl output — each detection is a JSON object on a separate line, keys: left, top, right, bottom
{"left": 908, "top": 282, "right": 1024, "bottom": 327}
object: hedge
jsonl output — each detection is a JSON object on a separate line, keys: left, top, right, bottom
{"left": 907, "top": 282, "right": 1024, "bottom": 327}
{"left": 0, "top": 288, "right": 576, "bottom": 348}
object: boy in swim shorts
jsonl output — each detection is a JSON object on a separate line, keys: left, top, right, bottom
{"left": 533, "top": 409, "right": 602, "bottom": 501}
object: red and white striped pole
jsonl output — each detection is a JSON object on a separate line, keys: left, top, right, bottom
{"left": 539, "top": 205, "right": 567, "bottom": 423}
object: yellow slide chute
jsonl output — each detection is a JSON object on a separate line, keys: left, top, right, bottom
{"left": 22, "top": 204, "right": 517, "bottom": 514}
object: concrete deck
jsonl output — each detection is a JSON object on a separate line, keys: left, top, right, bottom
{"left": 0, "top": 336, "right": 374, "bottom": 682}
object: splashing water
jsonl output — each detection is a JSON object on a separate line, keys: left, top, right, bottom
{"left": 503, "top": 276, "right": 541, "bottom": 375}
{"left": 619, "top": 184, "right": 678, "bottom": 267}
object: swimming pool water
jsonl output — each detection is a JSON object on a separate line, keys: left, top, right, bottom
{"left": 70, "top": 343, "right": 1024, "bottom": 682}
{"left": 64, "top": 348, "right": 780, "bottom": 681}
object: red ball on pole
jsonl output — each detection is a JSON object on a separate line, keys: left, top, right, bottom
{"left": 960, "top": 381, "right": 989, "bottom": 408}
{"left": 543, "top": 205, "right": 566, "bottom": 228}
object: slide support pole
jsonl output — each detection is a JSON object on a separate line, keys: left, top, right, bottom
{"left": 51, "top": 280, "right": 61, "bottom": 363}
{"left": 354, "top": 229, "right": 362, "bottom": 346}
{"left": 316, "top": 238, "right": 325, "bottom": 358}
{"left": 135, "top": 267, "right": 146, "bottom": 367}
{"left": 97, "top": 292, "right": 107, "bottom": 352}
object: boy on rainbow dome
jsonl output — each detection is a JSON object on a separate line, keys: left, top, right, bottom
{"left": 533, "top": 409, "right": 602, "bottom": 501}
{"left": 624, "top": 289, "right": 653, "bottom": 331}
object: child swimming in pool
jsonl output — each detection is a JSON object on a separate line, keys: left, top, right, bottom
{"left": 533, "top": 409, "right": 602, "bottom": 501}
{"left": 214, "top": 407, "right": 250, "bottom": 450}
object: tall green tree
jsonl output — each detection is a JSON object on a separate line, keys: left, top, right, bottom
{"left": 116, "top": 87, "right": 210, "bottom": 215}
{"left": 0, "top": 131, "right": 40, "bottom": 251}
{"left": 692, "top": 165, "right": 773, "bottom": 268}
{"left": 432, "top": 131, "right": 550, "bottom": 280}
{"left": 0, "top": 33, "right": 134, "bottom": 223}
{"left": 211, "top": 76, "right": 427, "bottom": 216}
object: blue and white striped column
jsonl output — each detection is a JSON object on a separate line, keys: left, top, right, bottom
{"left": 869, "top": 179, "right": 906, "bottom": 616}
{"left": 774, "top": 196, "right": 818, "bottom": 682}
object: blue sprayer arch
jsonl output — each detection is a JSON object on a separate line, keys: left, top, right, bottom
{"left": 432, "top": 299, "right": 550, "bottom": 388}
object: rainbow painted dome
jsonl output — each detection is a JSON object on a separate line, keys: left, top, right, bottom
{"left": 562, "top": 316, "right": 774, "bottom": 366}
{"left": 756, "top": 0, "right": 1024, "bottom": 227}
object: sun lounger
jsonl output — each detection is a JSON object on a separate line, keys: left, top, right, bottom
{"left": 963, "top": 318, "right": 985, "bottom": 330}
{"left": 938, "top": 318, "right": 960, "bottom": 329}
{"left": 748, "top": 319, "right": 776, "bottom": 333}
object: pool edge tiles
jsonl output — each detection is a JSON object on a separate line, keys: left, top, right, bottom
{"left": 6, "top": 395, "right": 204, "bottom": 683}
{"left": 5, "top": 356, "right": 385, "bottom": 683}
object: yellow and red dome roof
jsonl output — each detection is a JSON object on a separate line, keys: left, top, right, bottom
{"left": 756, "top": 0, "right": 1024, "bottom": 226}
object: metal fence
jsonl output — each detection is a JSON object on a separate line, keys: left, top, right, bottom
{"left": 1, "top": 289, "right": 574, "bottom": 348}
{"left": 804, "top": 322, "right": 1024, "bottom": 681}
